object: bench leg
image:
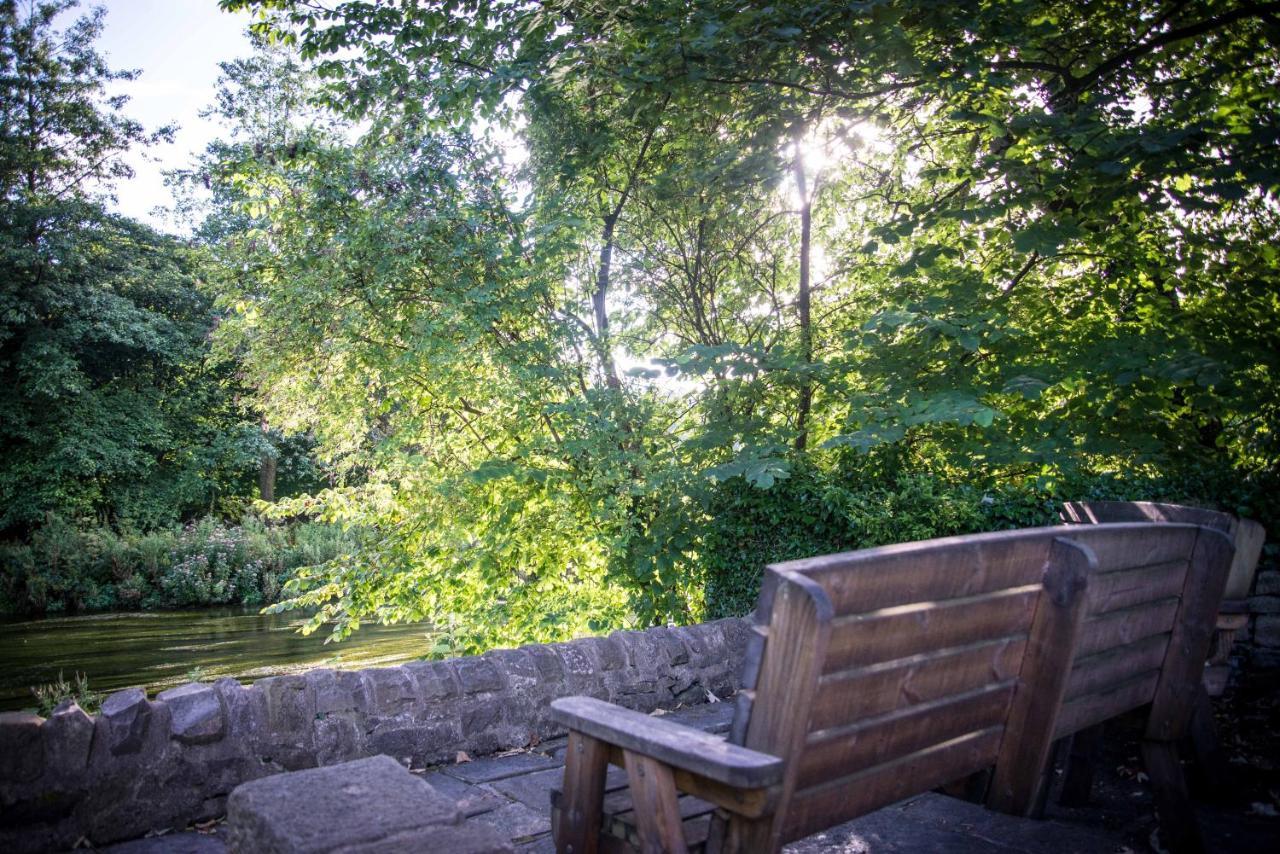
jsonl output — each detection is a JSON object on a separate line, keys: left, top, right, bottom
{"left": 557, "top": 732, "right": 609, "bottom": 854}
{"left": 1187, "top": 684, "right": 1233, "bottom": 800}
{"left": 624, "top": 749, "right": 689, "bottom": 854}
{"left": 1059, "top": 723, "right": 1104, "bottom": 807}
{"left": 1142, "top": 739, "right": 1205, "bottom": 854}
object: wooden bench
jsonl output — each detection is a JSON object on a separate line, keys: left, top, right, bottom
{"left": 1057, "top": 500, "right": 1265, "bottom": 813}
{"left": 1062, "top": 500, "right": 1265, "bottom": 695}
{"left": 549, "top": 522, "right": 1234, "bottom": 854}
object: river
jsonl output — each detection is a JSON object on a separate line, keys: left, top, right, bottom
{"left": 0, "top": 607, "right": 435, "bottom": 712}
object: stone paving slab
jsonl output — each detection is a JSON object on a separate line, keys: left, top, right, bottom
{"left": 417, "top": 769, "right": 509, "bottom": 817}
{"left": 467, "top": 801, "right": 552, "bottom": 845}
{"left": 442, "top": 751, "right": 560, "bottom": 784}
{"left": 486, "top": 767, "right": 565, "bottom": 812}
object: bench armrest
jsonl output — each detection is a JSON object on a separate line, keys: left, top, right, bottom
{"left": 549, "top": 696, "right": 783, "bottom": 789}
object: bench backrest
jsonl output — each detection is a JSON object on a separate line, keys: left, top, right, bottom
{"left": 726, "top": 522, "right": 1233, "bottom": 848}
{"left": 1062, "top": 500, "right": 1265, "bottom": 600}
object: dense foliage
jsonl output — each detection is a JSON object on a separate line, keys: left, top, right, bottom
{"left": 193, "top": 0, "right": 1278, "bottom": 649}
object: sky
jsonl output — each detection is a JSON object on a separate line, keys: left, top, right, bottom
{"left": 95, "top": 0, "right": 257, "bottom": 231}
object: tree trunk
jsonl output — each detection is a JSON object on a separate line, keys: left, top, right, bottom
{"left": 594, "top": 213, "right": 622, "bottom": 390}
{"left": 792, "top": 130, "right": 814, "bottom": 451}
{"left": 259, "top": 452, "right": 277, "bottom": 503}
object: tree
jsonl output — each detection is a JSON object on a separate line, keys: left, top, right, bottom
{"left": 215, "top": 0, "right": 1279, "bottom": 643}
{"left": 0, "top": 1, "right": 261, "bottom": 533}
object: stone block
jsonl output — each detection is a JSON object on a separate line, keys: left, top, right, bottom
{"left": 100, "top": 687, "right": 153, "bottom": 756}
{"left": 157, "top": 683, "right": 226, "bottom": 745}
{"left": 0, "top": 711, "right": 44, "bottom": 782}
{"left": 673, "top": 623, "right": 718, "bottom": 667}
{"left": 581, "top": 636, "right": 625, "bottom": 672}
{"left": 43, "top": 700, "right": 94, "bottom": 782}
{"left": 367, "top": 719, "right": 461, "bottom": 767}
{"left": 314, "top": 715, "right": 365, "bottom": 766}
{"left": 1254, "top": 570, "right": 1280, "bottom": 597}
{"left": 258, "top": 675, "right": 314, "bottom": 731}
{"left": 364, "top": 667, "right": 418, "bottom": 715}
{"left": 520, "top": 645, "right": 564, "bottom": 683}
{"left": 403, "top": 660, "right": 459, "bottom": 703}
{"left": 453, "top": 657, "right": 506, "bottom": 695}
{"left": 1249, "top": 595, "right": 1280, "bottom": 614}
{"left": 252, "top": 676, "right": 316, "bottom": 770}
{"left": 483, "top": 648, "right": 541, "bottom": 692}
{"left": 309, "top": 669, "right": 370, "bottom": 717}
{"left": 1255, "top": 615, "right": 1280, "bottom": 648}
{"left": 647, "top": 627, "right": 689, "bottom": 666}
{"left": 225, "top": 754, "right": 462, "bottom": 854}
{"left": 556, "top": 640, "right": 597, "bottom": 678}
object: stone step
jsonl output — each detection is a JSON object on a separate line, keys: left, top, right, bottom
{"left": 225, "top": 754, "right": 510, "bottom": 853}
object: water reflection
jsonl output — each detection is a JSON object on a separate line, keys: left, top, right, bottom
{"left": 0, "top": 607, "right": 435, "bottom": 711}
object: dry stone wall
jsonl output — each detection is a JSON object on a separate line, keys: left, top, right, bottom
{"left": 0, "top": 617, "right": 750, "bottom": 854}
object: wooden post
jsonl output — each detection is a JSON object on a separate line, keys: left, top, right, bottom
{"left": 556, "top": 731, "right": 609, "bottom": 854}
{"left": 1140, "top": 526, "right": 1233, "bottom": 854}
{"left": 624, "top": 750, "right": 689, "bottom": 854}
{"left": 1059, "top": 723, "right": 1104, "bottom": 806}
{"left": 729, "top": 572, "right": 832, "bottom": 852}
{"left": 988, "top": 537, "right": 1093, "bottom": 815}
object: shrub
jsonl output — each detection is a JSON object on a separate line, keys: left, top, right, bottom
{"left": 31, "top": 671, "right": 100, "bottom": 717}
{"left": 0, "top": 515, "right": 355, "bottom": 615}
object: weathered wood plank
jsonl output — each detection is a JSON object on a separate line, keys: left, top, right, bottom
{"left": 1054, "top": 671, "right": 1161, "bottom": 739}
{"left": 1225, "top": 517, "right": 1266, "bottom": 600}
{"left": 824, "top": 586, "right": 1038, "bottom": 673}
{"left": 732, "top": 572, "right": 834, "bottom": 851}
{"left": 1061, "top": 500, "right": 1227, "bottom": 529}
{"left": 1146, "top": 527, "right": 1234, "bottom": 742}
{"left": 1064, "top": 524, "right": 1200, "bottom": 574}
{"left": 1065, "top": 633, "right": 1171, "bottom": 701}
{"left": 772, "top": 529, "right": 1051, "bottom": 616}
{"left": 1059, "top": 724, "right": 1104, "bottom": 807}
{"left": 988, "top": 537, "right": 1093, "bottom": 815}
{"left": 1088, "top": 560, "right": 1186, "bottom": 614}
{"left": 624, "top": 750, "right": 690, "bottom": 854}
{"left": 1076, "top": 597, "right": 1179, "bottom": 658}
{"left": 1142, "top": 740, "right": 1205, "bottom": 854}
{"left": 549, "top": 697, "right": 784, "bottom": 789}
{"left": 782, "top": 727, "right": 1005, "bottom": 844}
{"left": 810, "top": 636, "right": 1026, "bottom": 731}
{"left": 556, "top": 731, "right": 609, "bottom": 854}
{"left": 798, "top": 682, "right": 1015, "bottom": 789}
{"left": 598, "top": 743, "right": 776, "bottom": 821}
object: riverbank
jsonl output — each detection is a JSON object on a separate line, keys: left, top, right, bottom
{"left": 0, "top": 606, "right": 434, "bottom": 712}
{"left": 0, "top": 516, "right": 351, "bottom": 617}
